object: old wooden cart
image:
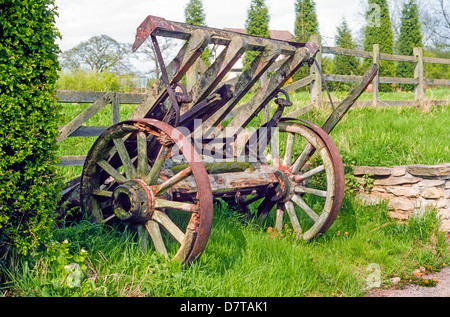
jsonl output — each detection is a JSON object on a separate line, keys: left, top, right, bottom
{"left": 63, "top": 16, "right": 378, "bottom": 264}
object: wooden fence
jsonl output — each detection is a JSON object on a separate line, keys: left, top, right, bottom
{"left": 57, "top": 90, "right": 145, "bottom": 167}
{"left": 284, "top": 34, "right": 450, "bottom": 108}
{"left": 57, "top": 36, "right": 449, "bottom": 167}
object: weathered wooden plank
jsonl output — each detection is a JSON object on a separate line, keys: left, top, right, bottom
{"left": 283, "top": 75, "right": 313, "bottom": 92}
{"left": 379, "top": 52, "right": 415, "bottom": 62}
{"left": 57, "top": 92, "right": 114, "bottom": 143}
{"left": 322, "top": 46, "right": 417, "bottom": 62}
{"left": 321, "top": 63, "right": 378, "bottom": 134}
{"left": 285, "top": 103, "right": 314, "bottom": 118}
{"left": 379, "top": 76, "right": 417, "bottom": 85}
{"left": 424, "top": 78, "right": 450, "bottom": 86}
{"left": 414, "top": 47, "right": 425, "bottom": 105}
{"left": 56, "top": 90, "right": 145, "bottom": 104}
{"left": 322, "top": 46, "right": 372, "bottom": 59}
{"left": 225, "top": 46, "right": 310, "bottom": 136}
{"left": 174, "top": 170, "right": 274, "bottom": 194}
{"left": 58, "top": 155, "right": 86, "bottom": 166}
{"left": 324, "top": 73, "right": 417, "bottom": 85}
{"left": 189, "top": 37, "right": 248, "bottom": 105}
{"left": 111, "top": 93, "right": 120, "bottom": 124}
{"left": 372, "top": 44, "right": 380, "bottom": 108}
{"left": 61, "top": 126, "right": 107, "bottom": 137}
{"left": 423, "top": 56, "right": 450, "bottom": 65}
{"left": 324, "top": 74, "right": 363, "bottom": 83}
{"left": 310, "top": 34, "right": 322, "bottom": 107}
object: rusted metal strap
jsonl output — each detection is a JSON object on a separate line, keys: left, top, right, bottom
{"left": 151, "top": 35, "right": 181, "bottom": 126}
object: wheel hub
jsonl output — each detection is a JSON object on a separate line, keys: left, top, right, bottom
{"left": 271, "top": 169, "right": 291, "bottom": 202}
{"left": 112, "top": 179, "right": 154, "bottom": 223}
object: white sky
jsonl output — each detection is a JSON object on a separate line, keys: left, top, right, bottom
{"left": 55, "top": 0, "right": 365, "bottom": 51}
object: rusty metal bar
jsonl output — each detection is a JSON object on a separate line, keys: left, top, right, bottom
{"left": 132, "top": 15, "right": 306, "bottom": 55}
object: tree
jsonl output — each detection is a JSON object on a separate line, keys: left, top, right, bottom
{"left": 184, "top": 0, "right": 211, "bottom": 66}
{"left": 0, "top": 0, "right": 62, "bottom": 257}
{"left": 436, "top": 0, "right": 450, "bottom": 45}
{"left": 293, "top": 0, "right": 319, "bottom": 83}
{"left": 396, "top": 0, "right": 423, "bottom": 90}
{"left": 294, "top": 0, "right": 319, "bottom": 43}
{"left": 332, "top": 18, "right": 360, "bottom": 90}
{"left": 363, "top": 0, "right": 396, "bottom": 91}
{"left": 60, "top": 35, "right": 133, "bottom": 75}
{"left": 185, "top": 0, "right": 207, "bottom": 26}
{"left": 243, "top": 0, "right": 270, "bottom": 70}
{"left": 140, "top": 38, "right": 176, "bottom": 80}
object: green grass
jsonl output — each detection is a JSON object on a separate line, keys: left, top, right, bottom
{"left": 306, "top": 105, "right": 450, "bottom": 166}
{"left": 2, "top": 197, "right": 448, "bottom": 297}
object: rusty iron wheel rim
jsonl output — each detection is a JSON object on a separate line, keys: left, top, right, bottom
{"left": 80, "top": 118, "right": 213, "bottom": 265}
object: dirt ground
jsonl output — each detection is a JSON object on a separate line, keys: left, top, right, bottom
{"left": 366, "top": 266, "right": 450, "bottom": 297}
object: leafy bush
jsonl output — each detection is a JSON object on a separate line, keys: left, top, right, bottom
{"left": 0, "top": 1, "right": 63, "bottom": 257}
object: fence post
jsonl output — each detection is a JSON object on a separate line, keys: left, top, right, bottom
{"left": 372, "top": 44, "right": 380, "bottom": 108}
{"left": 112, "top": 92, "right": 120, "bottom": 125}
{"left": 414, "top": 47, "right": 424, "bottom": 106}
{"left": 310, "top": 34, "right": 322, "bottom": 107}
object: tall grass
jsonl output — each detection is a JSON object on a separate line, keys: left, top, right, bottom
{"left": 2, "top": 196, "right": 448, "bottom": 297}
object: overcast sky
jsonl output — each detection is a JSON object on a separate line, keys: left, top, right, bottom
{"left": 55, "top": 0, "right": 365, "bottom": 51}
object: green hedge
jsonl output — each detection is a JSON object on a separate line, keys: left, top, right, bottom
{"left": 0, "top": 0, "right": 62, "bottom": 256}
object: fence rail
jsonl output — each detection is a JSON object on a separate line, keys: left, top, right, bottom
{"left": 307, "top": 35, "right": 449, "bottom": 108}
{"left": 57, "top": 90, "right": 145, "bottom": 166}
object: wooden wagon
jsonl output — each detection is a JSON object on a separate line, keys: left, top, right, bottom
{"left": 62, "top": 15, "right": 378, "bottom": 265}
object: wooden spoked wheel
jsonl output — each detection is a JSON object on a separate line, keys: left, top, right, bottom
{"left": 246, "top": 119, "right": 345, "bottom": 241}
{"left": 80, "top": 119, "right": 213, "bottom": 264}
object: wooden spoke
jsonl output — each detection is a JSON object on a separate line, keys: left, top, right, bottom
{"left": 145, "top": 145, "right": 171, "bottom": 185}
{"left": 156, "top": 166, "right": 192, "bottom": 196}
{"left": 137, "top": 224, "right": 150, "bottom": 252}
{"left": 101, "top": 214, "right": 116, "bottom": 223}
{"left": 137, "top": 132, "right": 150, "bottom": 178}
{"left": 97, "top": 159, "right": 127, "bottom": 183}
{"left": 284, "top": 201, "right": 302, "bottom": 236}
{"left": 291, "top": 143, "right": 314, "bottom": 174}
{"left": 275, "top": 204, "right": 284, "bottom": 233}
{"left": 291, "top": 194, "right": 319, "bottom": 222}
{"left": 92, "top": 189, "right": 113, "bottom": 198}
{"left": 113, "top": 137, "right": 137, "bottom": 180}
{"left": 283, "top": 132, "right": 295, "bottom": 166}
{"left": 294, "top": 185, "right": 327, "bottom": 197}
{"left": 298, "top": 165, "right": 325, "bottom": 180}
{"left": 145, "top": 220, "right": 168, "bottom": 258}
{"left": 154, "top": 198, "right": 199, "bottom": 213}
{"left": 153, "top": 210, "right": 185, "bottom": 245}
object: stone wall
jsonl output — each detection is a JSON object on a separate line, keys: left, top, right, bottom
{"left": 352, "top": 163, "right": 450, "bottom": 232}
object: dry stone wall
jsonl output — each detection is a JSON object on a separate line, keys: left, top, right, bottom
{"left": 352, "top": 163, "right": 450, "bottom": 232}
